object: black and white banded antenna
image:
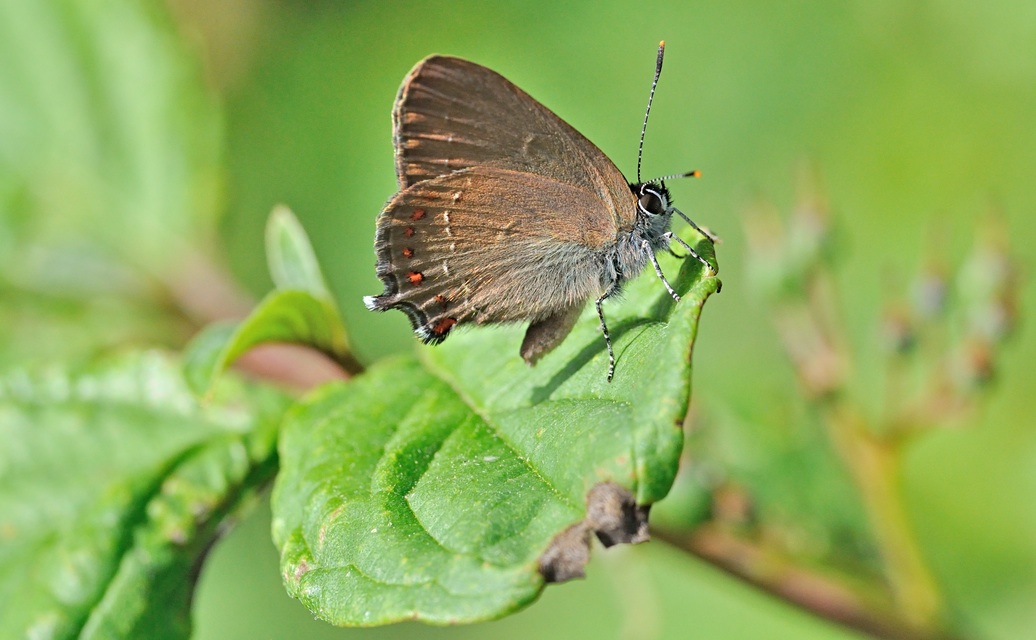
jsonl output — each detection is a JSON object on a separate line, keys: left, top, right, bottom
{"left": 637, "top": 40, "right": 666, "bottom": 184}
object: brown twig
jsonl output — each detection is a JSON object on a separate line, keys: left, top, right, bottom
{"left": 654, "top": 525, "right": 962, "bottom": 640}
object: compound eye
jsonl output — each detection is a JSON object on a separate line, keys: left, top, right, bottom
{"left": 638, "top": 190, "right": 664, "bottom": 215}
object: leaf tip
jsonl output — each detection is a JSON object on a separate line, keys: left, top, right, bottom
{"left": 267, "top": 203, "right": 299, "bottom": 239}
{"left": 265, "top": 204, "right": 330, "bottom": 295}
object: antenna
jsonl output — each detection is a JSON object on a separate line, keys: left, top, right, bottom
{"left": 637, "top": 41, "right": 666, "bottom": 184}
{"left": 642, "top": 169, "right": 701, "bottom": 184}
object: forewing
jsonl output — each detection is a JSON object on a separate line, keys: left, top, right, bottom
{"left": 367, "top": 166, "right": 632, "bottom": 343}
{"left": 393, "top": 56, "right": 632, "bottom": 223}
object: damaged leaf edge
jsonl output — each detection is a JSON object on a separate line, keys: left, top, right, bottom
{"left": 537, "top": 481, "right": 650, "bottom": 583}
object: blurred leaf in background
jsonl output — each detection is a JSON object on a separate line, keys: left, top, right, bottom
{"left": 0, "top": 352, "right": 288, "bottom": 639}
{"left": 0, "top": 0, "right": 231, "bottom": 366}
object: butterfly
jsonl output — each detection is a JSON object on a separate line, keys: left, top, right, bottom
{"left": 364, "top": 42, "right": 716, "bottom": 381}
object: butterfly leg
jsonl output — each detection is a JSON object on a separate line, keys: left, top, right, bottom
{"left": 673, "top": 207, "right": 719, "bottom": 244}
{"left": 596, "top": 280, "right": 622, "bottom": 382}
{"left": 647, "top": 239, "right": 681, "bottom": 303}
{"left": 665, "top": 232, "right": 716, "bottom": 274}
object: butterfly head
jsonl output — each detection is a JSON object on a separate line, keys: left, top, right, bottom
{"left": 631, "top": 181, "right": 675, "bottom": 244}
{"left": 634, "top": 181, "right": 671, "bottom": 218}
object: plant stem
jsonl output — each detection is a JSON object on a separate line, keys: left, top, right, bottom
{"left": 653, "top": 526, "right": 959, "bottom": 640}
{"left": 824, "top": 402, "right": 944, "bottom": 632}
{"left": 800, "top": 269, "right": 945, "bottom": 631}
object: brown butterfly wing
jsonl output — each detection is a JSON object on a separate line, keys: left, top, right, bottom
{"left": 366, "top": 166, "right": 632, "bottom": 344}
{"left": 392, "top": 55, "right": 632, "bottom": 226}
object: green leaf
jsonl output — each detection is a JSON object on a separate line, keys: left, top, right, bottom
{"left": 0, "top": 351, "right": 290, "bottom": 640}
{"left": 181, "top": 321, "right": 239, "bottom": 396}
{"left": 182, "top": 207, "right": 357, "bottom": 396}
{"left": 272, "top": 239, "right": 720, "bottom": 625}
{"left": 265, "top": 205, "right": 331, "bottom": 296}
{"left": 182, "top": 289, "right": 353, "bottom": 396}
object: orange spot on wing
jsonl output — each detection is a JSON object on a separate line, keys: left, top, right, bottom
{"left": 407, "top": 271, "right": 424, "bottom": 285}
{"left": 432, "top": 317, "right": 457, "bottom": 335}
{"left": 404, "top": 227, "right": 415, "bottom": 238}
{"left": 402, "top": 247, "right": 414, "bottom": 258}
{"left": 410, "top": 208, "right": 426, "bottom": 221}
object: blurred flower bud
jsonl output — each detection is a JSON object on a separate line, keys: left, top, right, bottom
{"left": 953, "top": 339, "right": 995, "bottom": 390}
{"left": 957, "top": 212, "right": 1019, "bottom": 344}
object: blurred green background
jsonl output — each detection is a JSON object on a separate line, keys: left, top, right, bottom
{"left": 4, "top": 0, "right": 1035, "bottom": 638}
{"left": 182, "top": 1, "right": 1036, "bottom": 638}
